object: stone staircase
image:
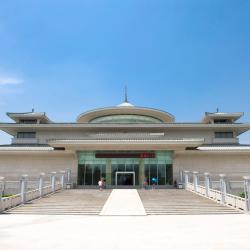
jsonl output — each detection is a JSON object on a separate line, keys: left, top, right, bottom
{"left": 138, "top": 189, "right": 242, "bottom": 215}
{"left": 5, "top": 189, "right": 243, "bottom": 215}
{"left": 5, "top": 189, "right": 111, "bottom": 215}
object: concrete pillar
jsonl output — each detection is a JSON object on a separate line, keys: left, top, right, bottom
{"left": 243, "top": 176, "right": 250, "bottom": 211}
{"left": 193, "top": 171, "right": 199, "bottom": 192}
{"left": 204, "top": 172, "right": 210, "bottom": 197}
{"left": 38, "top": 173, "right": 45, "bottom": 197}
{"left": 60, "top": 171, "right": 66, "bottom": 189}
{"left": 51, "top": 172, "right": 56, "bottom": 193}
{"left": 65, "top": 169, "right": 72, "bottom": 188}
{"left": 20, "top": 175, "right": 28, "bottom": 204}
{"left": 0, "top": 177, "right": 5, "bottom": 212}
{"left": 219, "top": 174, "right": 227, "bottom": 204}
{"left": 179, "top": 170, "right": 183, "bottom": 183}
{"left": 184, "top": 171, "right": 189, "bottom": 188}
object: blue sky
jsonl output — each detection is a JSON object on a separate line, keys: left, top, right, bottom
{"left": 0, "top": 0, "right": 250, "bottom": 143}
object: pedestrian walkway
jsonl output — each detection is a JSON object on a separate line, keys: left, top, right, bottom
{"left": 100, "top": 189, "right": 146, "bottom": 216}
{"left": 138, "top": 189, "right": 242, "bottom": 215}
{"left": 5, "top": 190, "right": 111, "bottom": 215}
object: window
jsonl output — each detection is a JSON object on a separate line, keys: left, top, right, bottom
{"left": 214, "top": 119, "right": 231, "bottom": 124}
{"left": 17, "top": 132, "right": 36, "bottom": 139}
{"left": 214, "top": 132, "right": 234, "bottom": 138}
{"left": 19, "top": 119, "right": 37, "bottom": 124}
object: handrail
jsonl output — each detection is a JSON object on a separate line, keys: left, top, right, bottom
{"left": 185, "top": 181, "right": 246, "bottom": 211}
{"left": 1, "top": 184, "right": 63, "bottom": 212}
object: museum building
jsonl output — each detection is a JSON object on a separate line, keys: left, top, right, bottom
{"left": 0, "top": 99, "right": 250, "bottom": 187}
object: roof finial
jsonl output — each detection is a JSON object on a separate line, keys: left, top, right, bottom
{"left": 124, "top": 85, "right": 128, "bottom": 103}
{"left": 32, "top": 108, "right": 34, "bottom": 113}
{"left": 216, "top": 107, "right": 219, "bottom": 113}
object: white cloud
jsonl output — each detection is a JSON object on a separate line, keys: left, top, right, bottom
{"left": 0, "top": 76, "right": 23, "bottom": 85}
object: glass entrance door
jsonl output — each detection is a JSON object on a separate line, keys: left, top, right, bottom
{"left": 116, "top": 172, "right": 135, "bottom": 186}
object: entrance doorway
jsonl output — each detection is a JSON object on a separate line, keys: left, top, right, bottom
{"left": 115, "top": 172, "right": 135, "bottom": 186}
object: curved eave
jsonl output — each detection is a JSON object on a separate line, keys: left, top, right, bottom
{"left": 0, "top": 123, "right": 250, "bottom": 136}
{"left": 6, "top": 112, "right": 53, "bottom": 123}
{"left": 76, "top": 106, "right": 175, "bottom": 123}
{"left": 202, "top": 112, "right": 244, "bottom": 123}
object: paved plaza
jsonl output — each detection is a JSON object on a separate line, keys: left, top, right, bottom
{"left": 0, "top": 213, "right": 249, "bottom": 250}
{"left": 1, "top": 189, "right": 249, "bottom": 249}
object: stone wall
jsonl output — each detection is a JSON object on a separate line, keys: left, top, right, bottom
{"left": 173, "top": 151, "right": 250, "bottom": 181}
{"left": 0, "top": 151, "right": 78, "bottom": 183}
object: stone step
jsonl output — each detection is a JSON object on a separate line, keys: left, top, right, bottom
{"left": 6, "top": 189, "right": 111, "bottom": 215}
{"left": 138, "top": 189, "right": 242, "bottom": 215}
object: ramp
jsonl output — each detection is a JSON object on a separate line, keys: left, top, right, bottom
{"left": 100, "top": 189, "right": 146, "bottom": 216}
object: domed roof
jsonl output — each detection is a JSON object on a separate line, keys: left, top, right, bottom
{"left": 76, "top": 103, "right": 174, "bottom": 123}
{"left": 117, "top": 101, "right": 134, "bottom": 107}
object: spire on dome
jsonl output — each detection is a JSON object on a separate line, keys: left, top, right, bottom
{"left": 117, "top": 85, "right": 134, "bottom": 107}
{"left": 124, "top": 85, "right": 128, "bottom": 103}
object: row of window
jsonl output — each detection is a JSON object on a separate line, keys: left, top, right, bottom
{"left": 15, "top": 132, "right": 234, "bottom": 139}
{"left": 214, "top": 132, "right": 234, "bottom": 138}
{"left": 17, "top": 132, "right": 36, "bottom": 139}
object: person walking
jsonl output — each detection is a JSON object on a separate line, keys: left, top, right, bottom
{"left": 98, "top": 179, "right": 103, "bottom": 190}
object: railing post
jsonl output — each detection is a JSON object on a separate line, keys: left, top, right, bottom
{"left": 66, "top": 169, "right": 72, "bottom": 189}
{"left": 243, "top": 176, "right": 250, "bottom": 212}
{"left": 20, "top": 174, "right": 28, "bottom": 204}
{"left": 0, "top": 177, "right": 5, "bottom": 212}
{"left": 51, "top": 172, "right": 56, "bottom": 193}
{"left": 219, "top": 174, "right": 227, "bottom": 204}
{"left": 38, "top": 173, "right": 45, "bottom": 197}
{"left": 204, "top": 172, "right": 210, "bottom": 197}
{"left": 184, "top": 171, "right": 189, "bottom": 188}
{"left": 179, "top": 170, "right": 183, "bottom": 183}
{"left": 193, "top": 171, "right": 199, "bottom": 192}
{"left": 60, "top": 171, "right": 66, "bottom": 189}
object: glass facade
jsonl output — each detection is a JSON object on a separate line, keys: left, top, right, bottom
{"left": 89, "top": 114, "right": 163, "bottom": 124}
{"left": 77, "top": 151, "right": 173, "bottom": 187}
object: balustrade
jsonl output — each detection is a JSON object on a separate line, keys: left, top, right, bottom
{"left": 0, "top": 170, "right": 68, "bottom": 212}
{"left": 184, "top": 170, "right": 249, "bottom": 212}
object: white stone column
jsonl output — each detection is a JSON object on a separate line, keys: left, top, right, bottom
{"left": 204, "top": 172, "right": 210, "bottom": 197}
{"left": 0, "top": 177, "right": 5, "bottom": 212}
{"left": 193, "top": 171, "right": 199, "bottom": 192}
{"left": 60, "top": 171, "right": 66, "bottom": 189}
{"left": 184, "top": 171, "right": 189, "bottom": 189}
{"left": 38, "top": 173, "right": 45, "bottom": 197}
{"left": 66, "top": 169, "right": 72, "bottom": 189}
{"left": 20, "top": 175, "right": 28, "bottom": 204}
{"left": 243, "top": 176, "right": 250, "bottom": 211}
{"left": 179, "top": 170, "right": 183, "bottom": 183}
{"left": 219, "top": 174, "right": 227, "bottom": 204}
{"left": 51, "top": 172, "right": 56, "bottom": 193}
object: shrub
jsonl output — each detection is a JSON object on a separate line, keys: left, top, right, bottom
{"left": 239, "top": 192, "right": 245, "bottom": 198}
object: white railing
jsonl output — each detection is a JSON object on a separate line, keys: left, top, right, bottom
{"left": 0, "top": 169, "right": 71, "bottom": 212}
{"left": 2, "top": 194, "right": 22, "bottom": 210}
{"left": 1, "top": 184, "right": 62, "bottom": 212}
{"left": 185, "top": 180, "right": 247, "bottom": 211}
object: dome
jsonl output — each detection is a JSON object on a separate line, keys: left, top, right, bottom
{"left": 76, "top": 104, "right": 175, "bottom": 123}
{"left": 117, "top": 101, "right": 134, "bottom": 107}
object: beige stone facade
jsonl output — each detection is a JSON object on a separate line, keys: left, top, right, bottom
{"left": 0, "top": 101, "right": 250, "bottom": 186}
